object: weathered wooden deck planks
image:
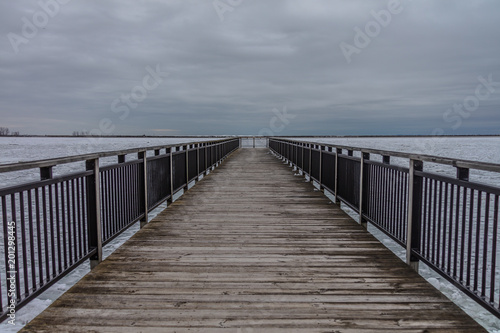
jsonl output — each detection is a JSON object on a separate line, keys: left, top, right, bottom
{"left": 21, "top": 148, "right": 486, "bottom": 332}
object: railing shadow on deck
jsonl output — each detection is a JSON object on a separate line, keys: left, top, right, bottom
{"left": 0, "top": 138, "right": 240, "bottom": 321}
{"left": 269, "top": 137, "right": 500, "bottom": 320}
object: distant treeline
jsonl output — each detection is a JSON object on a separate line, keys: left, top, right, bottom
{"left": 0, "top": 127, "right": 20, "bottom": 136}
{"left": 72, "top": 131, "right": 92, "bottom": 136}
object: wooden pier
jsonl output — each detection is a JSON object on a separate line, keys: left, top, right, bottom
{"left": 21, "top": 149, "right": 486, "bottom": 332}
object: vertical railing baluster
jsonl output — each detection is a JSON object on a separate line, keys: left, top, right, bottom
{"left": 19, "top": 191, "right": 29, "bottom": 297}
{"left": 447, "top": 184, "right": 454, "bottom": 274}
{"left": 76, "top": 178, "right": 83, "bottom": 259}
{"left": 407, "top": 159, "right": 423, "bottom": 270}
{"left": 71, "top": 179, "right": 78, "bottom": 269}
{"left": 453, "top": 184, "right": 460, "bottom": 279}
{"left": 423, "top": 178, "right": 430, "bottom": 259}
{"left": 474, "top": 190, "right": 482, "bottom": 292}
{"left": 490, "top": 195, "right": 498, "bottom": 305}
{"left": 60, "top": 184, "right": 67, "bottom": 271}
{"left": 48, "top": 183, "right": 56, "bottom": 279}
{"left": 436, "top": 181, "right": 443, "bottom": 268}
{"left": 106, "top": 169, "right": 112, "bottom": 240}
{"left": 80, "top": 178, "right": 87, "bottom": 255}
{"left": 35, "top": 187, "right": 43, "bottom": 286}
{"left": 42, "top": 184, "right": 50, "bottom": 281}
{"left": 431, "top": 179, "right": 437, "bottom": 264}
{"left": 65, "top": 180, "right": 73, "bottom": 266}
{"left": 460, "top": 186, "right": 467, "bottom": 283}
{"left": 86, "top": 159, "right": 102, "bottom": 269}
{"left": 27, "top": 189, "right": 36, "bottom": 291}
{"left": 481, "top": 193, "right": 490, "bottom": 298}
{"left": 54, "top": 183, "right": 62, "bottom": 274}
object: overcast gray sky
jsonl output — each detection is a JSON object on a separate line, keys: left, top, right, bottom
{"left": 1, "top": 0, "right": 499, "bottom": 136}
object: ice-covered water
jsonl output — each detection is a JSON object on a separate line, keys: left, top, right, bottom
{"left": 1, "top": 136, "right": 500, "bottom": 332}
{"left": 0, "top": 137, "right": 218, "bottom": 188}
{"left": 0, "top": 136, "right": 215, "bottom": 165}
{"left": 291, "top": 136, "right": 500, "bottom": 164}
{"left": 292, "top": 136, "right": 500, "bottom": 189}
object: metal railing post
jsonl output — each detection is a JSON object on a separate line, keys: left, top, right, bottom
{"left": 308, "top": 144, "right": 312, "bottom": 178}
{"left": 359, "top": 152, "right": 370, "bottom": 229}
{"left": 253, "top": 137, "right": 255, "bottom": 148}
{"left": 170, "top": 147, "right": 174, "bottom": 200}
{"left": 40, "top": 166, "right": 53, "bottom": 180}
{"left": 407, "top": 159, "right": 423, "bottom": 270}
{"left": 457, "top": 167, "right": 470, "bottom": 181}
{"left": 205, "top": 144, "right": 208, "bottom": 174}
{"left": 138, "top": 151, "right": 148, "bottom": 228}
{"left": 215, "top": 143, "right": 218, "bottom": 166}
{"left": 185, "top": 145, "right": 189, "bottom": 189}
{"left": 319, "top": 146, "right": 324, "bottom": 188}
{"left": 196, "top": 144, "right": 200, "bottom": 177}
{"left": 162, "top": 148, "right": 170, "bottom": 202}
{"left": 334, "top": 148, "right": 341, "bottom": 205}
{"left": 85, "top": 158, "right": 102, "bottom": 269}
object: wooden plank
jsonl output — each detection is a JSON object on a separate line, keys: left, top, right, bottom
{"left": 21, "top": 149, "right": 487, "bottom": 332}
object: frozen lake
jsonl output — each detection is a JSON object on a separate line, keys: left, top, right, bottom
{"left": 292, "top": 136, "right": 500, "bottom": 164}
{"left": 0, "top": 137, "right": 219, "bottom": 187}
{"left": 291, "top": 136, "right": 500, "bottom": 188}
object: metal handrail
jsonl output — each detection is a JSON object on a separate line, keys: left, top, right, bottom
{"left": 269, "top": 137, "right": 500, "bottom": 319}
{"left": 274, "top": 137, "right": 500, "bottom": 173}
{"left": 0, "top": 138, "right": 234, "bottom": 173}
{"left": 0, "top": 138, "right": 240, "bottom": 321}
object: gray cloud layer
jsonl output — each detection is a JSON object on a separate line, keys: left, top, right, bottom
{"left": 1, "top": 0, "right": 499, "bottom": 136}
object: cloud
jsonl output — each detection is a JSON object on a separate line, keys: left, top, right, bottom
{"left": 0, "top": 0, "right": 499, "bottom": 136}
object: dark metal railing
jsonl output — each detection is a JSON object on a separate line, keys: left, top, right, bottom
{"left": 269, "top": 138, "right": 500, "bottom": 319}
{"left": 0, "top": 138, "right": 240, "bottom": 321}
